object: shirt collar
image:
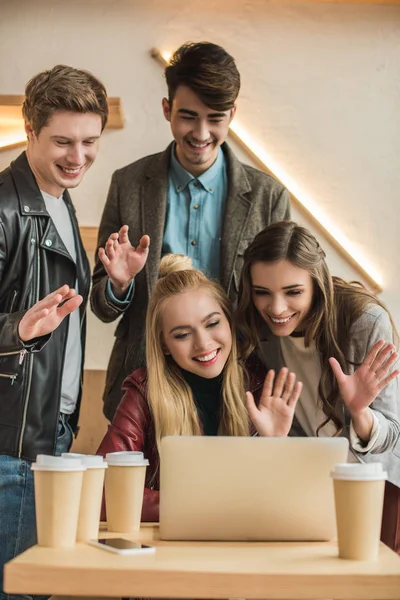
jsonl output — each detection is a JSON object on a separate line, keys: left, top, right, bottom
{"left": 170, "top": 144, "right": 225, "bottom": 194}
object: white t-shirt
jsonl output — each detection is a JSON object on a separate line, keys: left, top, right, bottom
{"left": 41, "top": 190, "right": 82, "bottom": 415}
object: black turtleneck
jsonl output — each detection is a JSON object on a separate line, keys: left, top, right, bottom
{"left": 180, "top": 368, "right": 223, "bottom": 436}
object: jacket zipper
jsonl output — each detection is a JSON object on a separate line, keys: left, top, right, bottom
{"left": 76, "top": 318, "right": 86, "bottom": 398}
{"left": 9, "top": 290, "right": 18, "bottom": 313}
{"left": 72, "top": 195, "right": 90, "bottom": 412}
{"left": 0, "top": 373, "right": 17, "bottom": 385}
{"left": 0, "top": 349, "right": 25, "bottom": 359}
{"left": 18, "top": 224, "right": 40, "bottom": 457}
{"left": 0, "top": 348, "right": 28, "bottom": 387}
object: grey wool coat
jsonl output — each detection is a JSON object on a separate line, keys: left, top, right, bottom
{"left": 257, "top": 304, "right": 400, "bottom": 487}
{"left": 91, "top": 142, "right": 291, "bottom": 420}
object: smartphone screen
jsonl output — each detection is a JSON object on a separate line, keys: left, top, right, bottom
{"left": 88, "top": 538, "right": 156, "bottom": 555}
{"left": 97, "top": 538, "right": 151, "bottom": 551}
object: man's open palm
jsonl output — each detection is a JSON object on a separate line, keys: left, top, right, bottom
{"left": 98, "top": 226, "right": 150, "bottom": 292}
{"left": 18, "top": 285, "right": 82, "bottom": 342}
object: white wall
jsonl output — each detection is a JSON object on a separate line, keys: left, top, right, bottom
{"left": 1, "top": 0, "right": 399, "bottom": 369}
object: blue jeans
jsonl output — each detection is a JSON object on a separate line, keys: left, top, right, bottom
{"left": 0, "top": 413, "right": 73, "bottom": 600}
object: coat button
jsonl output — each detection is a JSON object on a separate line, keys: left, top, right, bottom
{"left": 45, "top": 239, "right": 53, "bottom": 247}
{"left": 24, "top": 206, "right": 30, "bottom": 212}
{"left": 193, "top": 204, "right": 199, "bottom": 210}
{"left": 191, "top": 240, "right": 197, "bottom": 246}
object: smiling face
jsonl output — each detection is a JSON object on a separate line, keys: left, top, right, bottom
{"left": 161, "top": 288, "right": 232, "bottom": 378}
{"left": 250, "top": 259, "right": 314, "bottom": 336}
{"left": 162, "top": 85, "right": 236, "bottom": 177}
{"left": 25, "top": 110, "right": 102, "bottom": 198}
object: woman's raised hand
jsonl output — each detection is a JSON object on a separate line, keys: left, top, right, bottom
{"left": 329, "top": 340, "right": 399, "bottom": 417}
{"left": 246, "top": 367, "right": 303, "bottom": 437}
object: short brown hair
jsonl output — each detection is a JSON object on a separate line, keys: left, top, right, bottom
{"left": 165, "top": 42, "right": 240, "bottom": 111}
{"left": 22, "top": 64, "right": 108, "bottom": 134}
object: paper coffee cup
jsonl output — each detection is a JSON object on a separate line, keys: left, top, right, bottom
{"left": 62, "top": 453, "right": 108, "bottom": 541}
{"left": 32, "top": 455, "right": 86, "bottom": 548}
{"left": 105, "top": 451, "right": 149, "bottom": 533}
{"left": 331, "top": 462, "right": 387, "bottom": 560}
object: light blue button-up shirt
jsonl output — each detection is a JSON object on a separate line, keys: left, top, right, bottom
{"left": 107, "top": 144, "right": 227, "bottom": 305}
{"left": 162, "top": 145, "right": 227, "bottom": 281}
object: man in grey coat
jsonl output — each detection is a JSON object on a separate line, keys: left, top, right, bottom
{"left": 91, "top": 41, "right": 291, "bottom": 421}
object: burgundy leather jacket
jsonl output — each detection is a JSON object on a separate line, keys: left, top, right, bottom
{"left": 97, "top": 363, "right": 265, "bottom": 522}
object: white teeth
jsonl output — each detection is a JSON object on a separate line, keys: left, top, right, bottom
{"left": 61, "top": 167, "right": 81, "bottom": 174}
{"left": 270, "top": 315, "right": 294, "bottom": 324}
{"left": 189, "top": 141, "right": 209, "bottom": 148}
{"left": 195, "top": 350, "right": 218, "bottom": 362}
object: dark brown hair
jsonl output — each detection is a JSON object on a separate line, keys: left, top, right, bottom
{"left": 22, "top": 64, "right": 108, "bottom": 134}
{"left": 165, "top": 42, "right": 240, "bottom": 111}
{"left": 237, "top": 221, "right": 398, "bottom": 434}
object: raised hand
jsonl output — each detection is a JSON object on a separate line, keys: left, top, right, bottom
{"left": 18, "top": 285, "right": 82, "bottom": 342}
{"left": 329, "top": 340, "right": 399, "bottom": 417}
{"left": 246, "top": 367, "right": 303, "bottom": 437}
{"left": 98, "top": 226, "right": 150, "bottom": 297}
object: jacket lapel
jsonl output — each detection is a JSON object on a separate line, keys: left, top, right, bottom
{"left": 10, "top": 152, "right": 47, "bottom": 216}
{"left": 220, "top": 143, "right": 252, "bottom": 293}
{"left": 140, "top": 144, "right": 172, "bottom": 297}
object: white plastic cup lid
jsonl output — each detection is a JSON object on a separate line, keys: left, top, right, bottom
{"left": 331, "top": 462, "right": 387, "bottom": 481}
{"left": 32, "top": 454, "right": 86, "bottom": 472}
{"left": 106, "top": 451, "right": 149, "bottom": 467}
{"left": 61, "top": 452, "right": 85, "bottom": 458}
{"left": 62, "top": 453, "right": 108, "bottom": 469}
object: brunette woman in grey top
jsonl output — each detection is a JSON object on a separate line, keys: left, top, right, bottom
{"left": 237, "top": 221, "right": 400, "bottom": 553}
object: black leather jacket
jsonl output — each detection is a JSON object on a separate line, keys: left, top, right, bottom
{"left": 0, "top": 152, "right": 90, "bottom": 461}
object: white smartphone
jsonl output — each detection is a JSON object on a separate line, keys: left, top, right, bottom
{"left": 88, "top": 537, "right": 156, "bottom": 555}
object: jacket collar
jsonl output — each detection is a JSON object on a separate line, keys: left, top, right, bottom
{"left": 9, "top": 152, "right": 48, "bottom": 216}
{"left": 140, "top": 140, "right": 252, "bottom": 295}
{"left": 7, "top": 152, "right": 87, "bottom": 284}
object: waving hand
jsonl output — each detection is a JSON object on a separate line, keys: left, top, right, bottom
{"left": 329, "top": 340, "right": 399, "bottom": 416}
{"left": 246, "top": 367, "right": 303, "bottom": 437}
{"left": 18, "top": 285, "right": 82, "bottom": 342}
{"left": 98, "top": 226, "right": 150, "bottom": 297}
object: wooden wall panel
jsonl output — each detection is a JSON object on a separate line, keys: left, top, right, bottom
{"left": 71, "top": 370, "right": 109, "bottom": 455}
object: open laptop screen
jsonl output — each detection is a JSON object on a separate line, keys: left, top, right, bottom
{"left": 159, "top": 436, "right": 349, "bottom": 541}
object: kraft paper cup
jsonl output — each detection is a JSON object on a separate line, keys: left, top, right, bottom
{"left": 32, "top": 455, "right": 86, "bottom": 548}
{"left": 331, "top": 462, "right": 387, "bottom": 560}
{"left": 105, "top": 451, "right": 149, "bottom": 533}
{"left": 62, "top": 453, "right": 108, "bottom": 541}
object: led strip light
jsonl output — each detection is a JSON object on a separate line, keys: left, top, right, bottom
{"left": 151, "top": 48, "right": 382, "bottom": 293}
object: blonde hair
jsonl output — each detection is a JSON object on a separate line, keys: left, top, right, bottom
{"left": 146, "top": 254, "right": 249, "bottom": 452}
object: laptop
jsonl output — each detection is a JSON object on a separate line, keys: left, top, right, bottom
{"left": 159, "top": 436, "right": 348, "bottom": 541}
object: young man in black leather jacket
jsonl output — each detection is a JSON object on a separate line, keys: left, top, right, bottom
{"left": 0, "top": 65, "right": 108, "bottom": 600}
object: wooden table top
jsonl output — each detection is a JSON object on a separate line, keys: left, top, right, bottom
{"left": 4, "top": 524, "right": 400, "bottom": 599}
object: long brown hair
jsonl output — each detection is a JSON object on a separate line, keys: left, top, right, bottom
{"left": 146, "top": 254, "right": 249, "bottom": 453}
{"left": 237, "top": 221, "right": 398, "bottom": 433}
